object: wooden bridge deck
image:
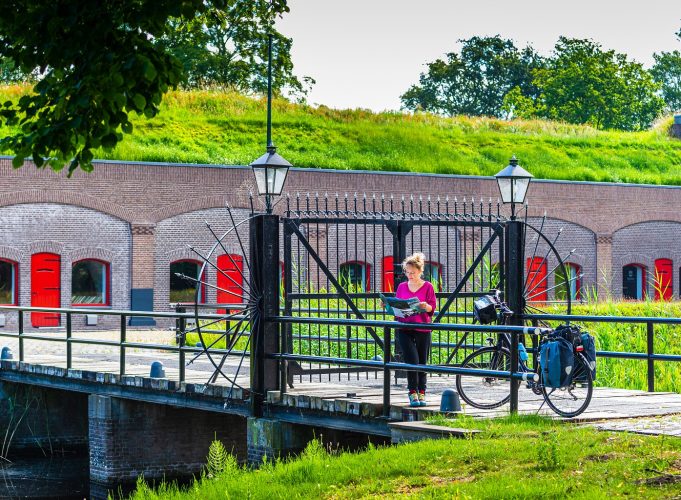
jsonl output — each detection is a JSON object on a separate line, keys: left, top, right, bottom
{"left": 1, "top": 328, "right": 681, "bottom": 425}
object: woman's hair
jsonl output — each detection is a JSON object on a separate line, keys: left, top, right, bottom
{"left": 402, "top": 252, "right": 426, "bottom": 273}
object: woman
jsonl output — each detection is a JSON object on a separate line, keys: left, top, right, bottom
{"left": 395, "top": 252, "right": 437, "bottom": 407}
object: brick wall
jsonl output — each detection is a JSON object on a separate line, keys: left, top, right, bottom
{"left": 1, "top": 157, "right": 681, "bottom": 314}
{"left": 0, "top": 202, "right": 130, "bottom": 329}
{"left": 89, "top": 395, "right": 247, "bottom": 486}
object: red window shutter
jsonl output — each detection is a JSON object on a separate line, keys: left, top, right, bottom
{"left": 654, "top": 258, "right": 672, "bottom": 301}
{"left": 217, "top": 254, "right": 243, "bottom": 305}
{"left": 526, "top": 257, "right": 547, "bottom": 302}
{"left": 382, "top": 256, "right": 394, "bottom": 292}
{"left": 31, "top": 253, "right": 61, "bottom": 327}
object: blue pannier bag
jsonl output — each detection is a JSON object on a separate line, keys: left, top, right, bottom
{"left": 540, "top": 336, "right": 575, "bottom": 388}
{"left": 577, "top": 332, "right": 597, "bottom": 382}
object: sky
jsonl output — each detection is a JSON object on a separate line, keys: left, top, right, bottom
{"left": 277, "top": 0, "right": 681, "bottom": 112}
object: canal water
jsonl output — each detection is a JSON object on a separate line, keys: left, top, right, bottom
{"left": 0, "top": 456, "right": 191, "bottom": 499}
{"left": 0, "top": 456, "right": 90, "bottom": 499}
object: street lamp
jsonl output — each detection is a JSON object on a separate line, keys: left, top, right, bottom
{"left": 494, "top": 155, "right": 533, "bottom": 219}
{"left": 249, "top": 18, "right": 291, "bottom": 214}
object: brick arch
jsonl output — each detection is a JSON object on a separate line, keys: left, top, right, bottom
{"left": 67, "top": 247, "right": 118, "bottom": 265}
{"left": 0, "top": 246, "right": 23, "bottom": 264}
{"left": 0, "top": 190, "right": 137, "bottom": 223}
{"left": 611, "top": 218, "right": 681, "bottom": 235}
{"left": 27, "top": 240, "right": 66, "bottom": 255}
{"left": 149, "top": 195, "right": 253, "bottom": 223}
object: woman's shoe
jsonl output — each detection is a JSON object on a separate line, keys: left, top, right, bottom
{"left": 418, "top": 391, "right": 427, "bottom": 407}
{"left": 408, "top": 391, "right": 420, "bottom": 407}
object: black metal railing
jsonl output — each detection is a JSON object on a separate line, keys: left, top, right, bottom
{"left": 0, "top": 305, "right": 250, "bottom": 385}
{"left": 525, "top": 313, "right": 681, "bottom": 393}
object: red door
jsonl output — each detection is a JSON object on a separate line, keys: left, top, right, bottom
{"left": 654, "top": 258, "right": 672, "bottom": 301}
{"left": 526, "top": 257, "right": 547, "bottom": 303}
{"left": 382, "top": 256, "right": 394, "bottom": 292}
{"left": 31, "top": 253, "right": 61, "bottom": 327}
{"left": 217, "top": 254, "right": 243, "bottom": 312}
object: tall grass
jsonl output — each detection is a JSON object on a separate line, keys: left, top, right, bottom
{"left": 129, "top": 414, "right": 681, "bottom": 499}
{"left": 2, "top": 86, "right": 681, "bottom": 185}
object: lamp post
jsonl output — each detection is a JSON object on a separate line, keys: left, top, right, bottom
{"left": 494, "top": 156, "right": 533, "bottom": 220}
{"left": 249, "top": 21, "right": 291, "bottom": 214}
{"left": 494, "top": 155, "right": 533, "bottom": 414}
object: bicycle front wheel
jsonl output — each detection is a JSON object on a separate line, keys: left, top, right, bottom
{"left": 541, "top": 352, "right": 593, "bottom": 418}
{"left": 456, "top": 346, "right": 514, "bottom": 409}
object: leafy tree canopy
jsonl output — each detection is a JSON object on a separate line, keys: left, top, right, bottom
{"left": 405, "top": 36, "right": 664, "bottom": 131}
{"left": 0, "top": 0, "right": 290, "bottom": 174}
{"left": 154, "top": 4, "right": 312, "bottom": 96}
{"left": 651, "top": 28, "right": 681, "bottom": 112}
{"left": 530, "top": 38, "right": 664, "bottom": 131}
{"left": 401, "top": 36, "right": 543, "bottom": 118}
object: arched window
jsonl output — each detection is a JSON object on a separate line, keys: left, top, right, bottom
{"left": 526, "top": 257, "right": 547, "bottom": 302}
{"left": 72, "top": 259, "right": 110, "bottom": 306}
{"left": 623, "top": 264, "right": 646, "bottom": 300}
{"left": 217, "top": 254, "right": 243, "bottom": 305}
{"left": 555, "top": 263, "right": 582, "bottom": 301}
{"left": 339, "top": 261, "right": 370, "bottom": 291}
{"left": 0, "top": 258, "right": 18, "bottom": 306}
{"left": 654, "top": 259, "right": 672, "bottom": 301}
{"left": 424, "top": 261, "right": 443, "bottom": 292}
{"left": 170, "top": 259, "right": 205, "bottom": 303}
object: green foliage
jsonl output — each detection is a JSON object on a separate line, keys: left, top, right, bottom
{"left": 532, "top": 37, "right": 664, "bottom": 131}
{"left": 154, "top": 4, "right": 311, "bottom": 97}
{"left": 536, "top": 432, "right": 561, "bottom": 470}
{"left": 401, "top": 36, "right": 543, "bottom": 118}
{"left": 128, "top": 415, "right": 681, "bottom": 499}
{"left": 205, "top": 439, "right": 238, "bottom": 479}
{"left": 404, "top": 35, "right": 665, "bottom": 131}
{"left": 0, "top": 0, "right": 290, "bottom": 175}
{"left": 651, "top": 50, "right": 681, "bottom": 112}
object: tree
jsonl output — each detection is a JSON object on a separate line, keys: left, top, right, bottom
{"left": 0, "top": 0, "right": 290, "bottom": 174}
{"left": 532, "top": 38, "right": 663, "bottom": 130}
{"left": 154, "top": 6, "right": 312, "bottom": 96}
{"left": 400, "top": 36, "right": 544, "bottom": 118}
{"left": 651, "top": 34, "right": 681, "bottom": 112}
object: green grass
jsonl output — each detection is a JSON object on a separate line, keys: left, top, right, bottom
{"left": 3, "top": 85, "right": 681, "bottom": 185}
{"left": 130, "top": 414, "right": 681, "bottom": 498}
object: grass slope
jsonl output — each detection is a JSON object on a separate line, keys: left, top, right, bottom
{"left": 131, "top": 414, "right": 681, "bottom": 499}
{"left": 3, "top": 86, "right": 681, "bottom": 185}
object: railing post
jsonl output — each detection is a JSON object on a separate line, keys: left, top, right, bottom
{"left": 120, "top": 314, "right": 126, "bottom": 376}
{"left": 250, "top": 213, "right": 280, "bottom": 417}
{"left": 18, "top": 310, "right": 24, "bottom": 361}
{"left": 280, "top": 220, "right": 294, "bottom": 395}
{"left": 66, "top": 312, "right": 72, "bottom": 369}
{"left": 177, "top": 306, "right": 186, "bottom": 383}
{"left": 505, "top": 219, "right": 525, "bottom": 414}
{"left": 383, "top": 326, "right": 391, "bottom": 416}
{"left": 647, "top": 321, "right": 655, "bottom": 392}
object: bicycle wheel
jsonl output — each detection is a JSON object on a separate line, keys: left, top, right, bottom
{"left": 456, "top": 346, "right": 515, "bottom": 409}
{"left": 541, "top": 352, "right": 593, "bottom": 418}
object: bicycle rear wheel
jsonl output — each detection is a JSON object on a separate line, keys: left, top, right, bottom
{"left": 456, "top": 346, "right": 515, "bottom": 409}
{"left": 541, "top": 352, "right": 593, "bottom": 418}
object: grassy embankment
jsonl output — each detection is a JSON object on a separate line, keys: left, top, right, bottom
{"left": 130, "top": 414, "right": 681, "bottom": 499}
{"left": 2, "top": 86, "right": 681, "bottom": 185}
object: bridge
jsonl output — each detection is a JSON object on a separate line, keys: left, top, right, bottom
{"left": 3, "top": 203, "right": 681, "bottom": 497}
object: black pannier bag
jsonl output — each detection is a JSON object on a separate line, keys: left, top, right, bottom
{"left": 540, "top": 336, "right": 575, "bottom": 388}
{"left": 473, "top": 295, "right": 497, "bottom": 324}
{"left": 577, "top": 332, "right": 597, "bottom": 382}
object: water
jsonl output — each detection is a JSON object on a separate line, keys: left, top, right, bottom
{"left": 0, "top": 456, "right": 89, "bottom": 499}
